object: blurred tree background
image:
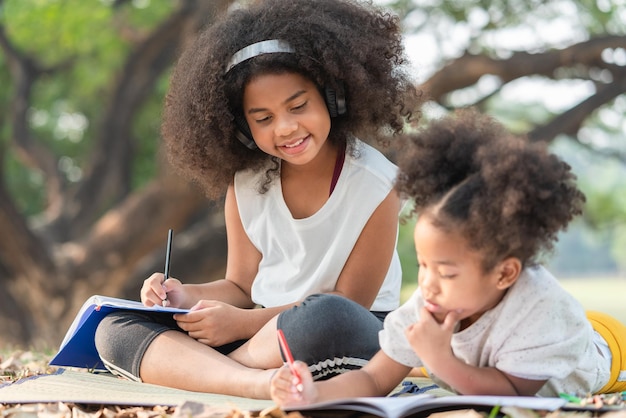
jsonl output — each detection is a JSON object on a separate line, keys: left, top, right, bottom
{"left": 0, "top": 0, "right": 624, "bottom": 349}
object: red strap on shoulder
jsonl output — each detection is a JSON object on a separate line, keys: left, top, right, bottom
{"left": 329, "top": 143, "right": 346, "bottom": 196}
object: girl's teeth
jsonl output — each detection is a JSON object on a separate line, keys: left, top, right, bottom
{"left": 285, "top": 138, "right": 304, "bottom": 148}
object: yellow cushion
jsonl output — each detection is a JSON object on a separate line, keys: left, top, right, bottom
{"left": 587, "top": 310, "right": 626, "bottom": 393}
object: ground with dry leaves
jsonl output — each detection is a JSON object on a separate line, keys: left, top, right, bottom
{"left": 1, "top": 350, "right": 173, "bottom": 418}
{"left": 0, "top": 350, "right": 297, "bottom": 418}
{"left": 1, "top": 350, "right": 57, "bottom": 384}
{"left": 2, "top": 350, "right": 626, "bottom": 418}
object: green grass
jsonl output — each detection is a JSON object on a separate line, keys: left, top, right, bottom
{"left": 400, "top": 276, "right": 626, "bottom": 324}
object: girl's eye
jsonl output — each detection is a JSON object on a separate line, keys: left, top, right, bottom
{"left": 254, "top": 115, "right": 271, "bottom": 123}
{"left": 439, "top": 272, "right": 456, "bottom": 279}
{"left": 292, "top": 101, "right": 307, "bottom": 111}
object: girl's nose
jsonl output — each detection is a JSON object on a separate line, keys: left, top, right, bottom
{"left": 274, "top": 114, "right": 298, "bottom": 137}
{"left": 419, "top": 268, "right": 438, "bottom": 296}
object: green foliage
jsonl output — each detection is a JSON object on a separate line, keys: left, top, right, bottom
{"left": 579, "top": 170, "right": 626, "bottom": 272}
{"left": 611, "top": 224, "right": 626, "bottom": 271}
{"left": 4, "top": 151, "right": 47, "bottom": 217}
{"left": 583, "top": 186, "right": 626, "bottom": 228}
{"left": 398, "top": 206, "right": 418, "bottom": 288}
{"left": 545, "top": 135, "right": 626, "bottom": 276}
{"left": 385, "top": 0, "right": 626, "bottom": 280}
{"left": 387, "top": 0, "right": 625, "bottom": 36}
{"left": 575, "top": 0, "right": 625, "bottom": 34}
{"left": 1, "top": 0, "right": 624, "bottom": 279}
{"left": 0, "top": 0, "right": 175, "bottom": 214}
{"left": 0, "top": 56, "right": 10, "bottom": 143}
{"left": 3, "top": 1, "right": 117, "bottom": 65}
{"left": 131, "top": 71, "right": 172, "bottom": 188}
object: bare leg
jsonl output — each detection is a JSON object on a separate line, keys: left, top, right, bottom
{"left": 140, "top": 330, "right": 275, "bottom": 399}
{"left": 228, "top": 315, "right": 284, "bottom": 369}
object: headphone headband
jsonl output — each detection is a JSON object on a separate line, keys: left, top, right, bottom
{"left": 225, "top": 39, "right": 295, "bottom": 74}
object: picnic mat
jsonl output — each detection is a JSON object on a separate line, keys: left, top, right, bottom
{"left": 0, "top": 368, "right": 275, "bottom": 410}
{"left": 0, "top": 368, "right": 449, "bottom": 409}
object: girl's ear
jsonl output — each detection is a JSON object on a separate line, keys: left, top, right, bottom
{"left": 495, "top": 257, "right": 522, "bottom": 290}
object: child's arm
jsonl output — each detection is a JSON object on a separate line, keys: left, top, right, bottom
{"left": 271, "top": 350, "right": 412, "bottom": 407}
{"left": 332, "top": 190, "right": 401, "bottom": 307}
{"left": 168, "top": 183, "right": 264, "bottom": 308}
{"left": 222, "top": 182, "right": 263, "bottom": 306}
{"left": 143, "top": 184, "right": 259, "bottom": 310}
{"left": 406, "top": 307, "right": 547, "bottom": 396}
{"left": 420, "top": 350, "right": 547, "bottom": 396}
{"left": 172, "top": 184, "right": 300, "bottom": 344}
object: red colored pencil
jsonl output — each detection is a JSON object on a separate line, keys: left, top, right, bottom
{"left": 277, "top": 329, "right": 304, "bottom": 392}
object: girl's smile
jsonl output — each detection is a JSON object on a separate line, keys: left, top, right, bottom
{"left": 280, "top": 135, "right": 310, "bottom": 155}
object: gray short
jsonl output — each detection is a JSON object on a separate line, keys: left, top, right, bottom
{"left": 94, "top": 293, "right": 387, "bottom": 381}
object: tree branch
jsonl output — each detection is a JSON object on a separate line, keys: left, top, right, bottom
{"left": 122, "top": 208, "right": 228, "bottom": 297}
{"left": 66, "top": 0, "right": 232, "bottom": 238}
{"left": 421, "top": 35, "right": 626, "bottom": 101}
{"left": 0, "top": 24, "right": 61, "bottom": 279}
{"left": 0, "top": 23, "right": 67, "bottom": 220}
{"left": 529, "top": 67, "right": 626, "bottom": 143}
{"left": 57, "top": 173, "right": 208, "bottom": 322}
{"left": 65, "top": 174, "right": 207, "bottom": 291}
{"left": 0, "top": 178, "right": 56, "bottom": 281}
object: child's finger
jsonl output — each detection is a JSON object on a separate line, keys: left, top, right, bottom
{"left": 293, "top": 360, "right": 310, "bottom": 376}
{"left": 272, "top": 365, "right": 294, "bottom": 386}
{"left": 443, "top": 309, "right": 462, "bottom": 331}
{"left": 271, "top": 366, "right": 304, "bottom": 405}
{"left": 419, "top": 306, "right": 436, "bottom": 324}
{"left": 292, "top": 360, "right": 313, "bottom": 387}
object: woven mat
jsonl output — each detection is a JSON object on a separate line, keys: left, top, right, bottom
{"left": 0, "top": 368, "right": 275, "bottom": 410}
{"left": 0, "top": 367, "right": 448, "bottom": 411}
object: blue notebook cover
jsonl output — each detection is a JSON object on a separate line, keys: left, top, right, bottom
{"left": 49, "top": 295, "right": 189, "bottom": 370}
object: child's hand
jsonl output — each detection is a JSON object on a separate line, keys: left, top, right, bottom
{"left": 140, "top": 272, "right": 184, "bottom": 308}
{"left": 174, "top": 300, "right": 247, "bottom": 346}
{"left": 404, "top": 306, "right": 460, "bottom": 366}
{"left": 270, "top": 361, "right": 317, "bottom": 407}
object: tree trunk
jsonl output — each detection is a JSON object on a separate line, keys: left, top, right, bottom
{"left": 0, "top": 0, "right": 234, "bottom": 349}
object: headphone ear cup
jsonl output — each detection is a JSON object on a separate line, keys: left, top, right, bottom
{"left": 324, "top": 82, "right": 347, "bottom": 117}
{"left": 234, "top": 114, "right": 257, "bottom": 150}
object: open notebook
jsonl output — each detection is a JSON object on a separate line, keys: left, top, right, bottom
{"left": 284, "top": 394, "right": 567, "bottom": 418}
{"left": 49, "top": 295, "right": 189, "bottom": 370}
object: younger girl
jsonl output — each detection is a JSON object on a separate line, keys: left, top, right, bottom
{"left": 271, "top": 109, "right": 626, "bottom": 404}
{"left": 94, "top": 0, "right": 422, "bottom": 399}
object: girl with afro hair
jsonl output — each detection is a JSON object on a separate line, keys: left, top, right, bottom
{"left": 271, "top": 109, "right": 626, "bottom": 404}
{"left": 94, "top": 0, "right": 422, "bottom": 399}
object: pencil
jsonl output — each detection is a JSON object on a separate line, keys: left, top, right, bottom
{"left": 162, "top": 229, "right": 173, "bottom": 307}
{"left": 277, "top": 329, "right": 304, "bottom": 392}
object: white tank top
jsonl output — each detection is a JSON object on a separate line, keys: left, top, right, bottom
{"left": 234, "top": 140, "right": 401, "bottom": 311}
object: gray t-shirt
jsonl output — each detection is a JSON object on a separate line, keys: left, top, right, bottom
{"left": 379, "top": 265, "right": 610, "bottom": 396}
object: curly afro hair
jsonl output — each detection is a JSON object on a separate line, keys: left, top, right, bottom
{"left": 395, "top": 108, "right": 586, "bottom": 271}
{"left": 161, "top": 0, "right": 423, "bottom": 199}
